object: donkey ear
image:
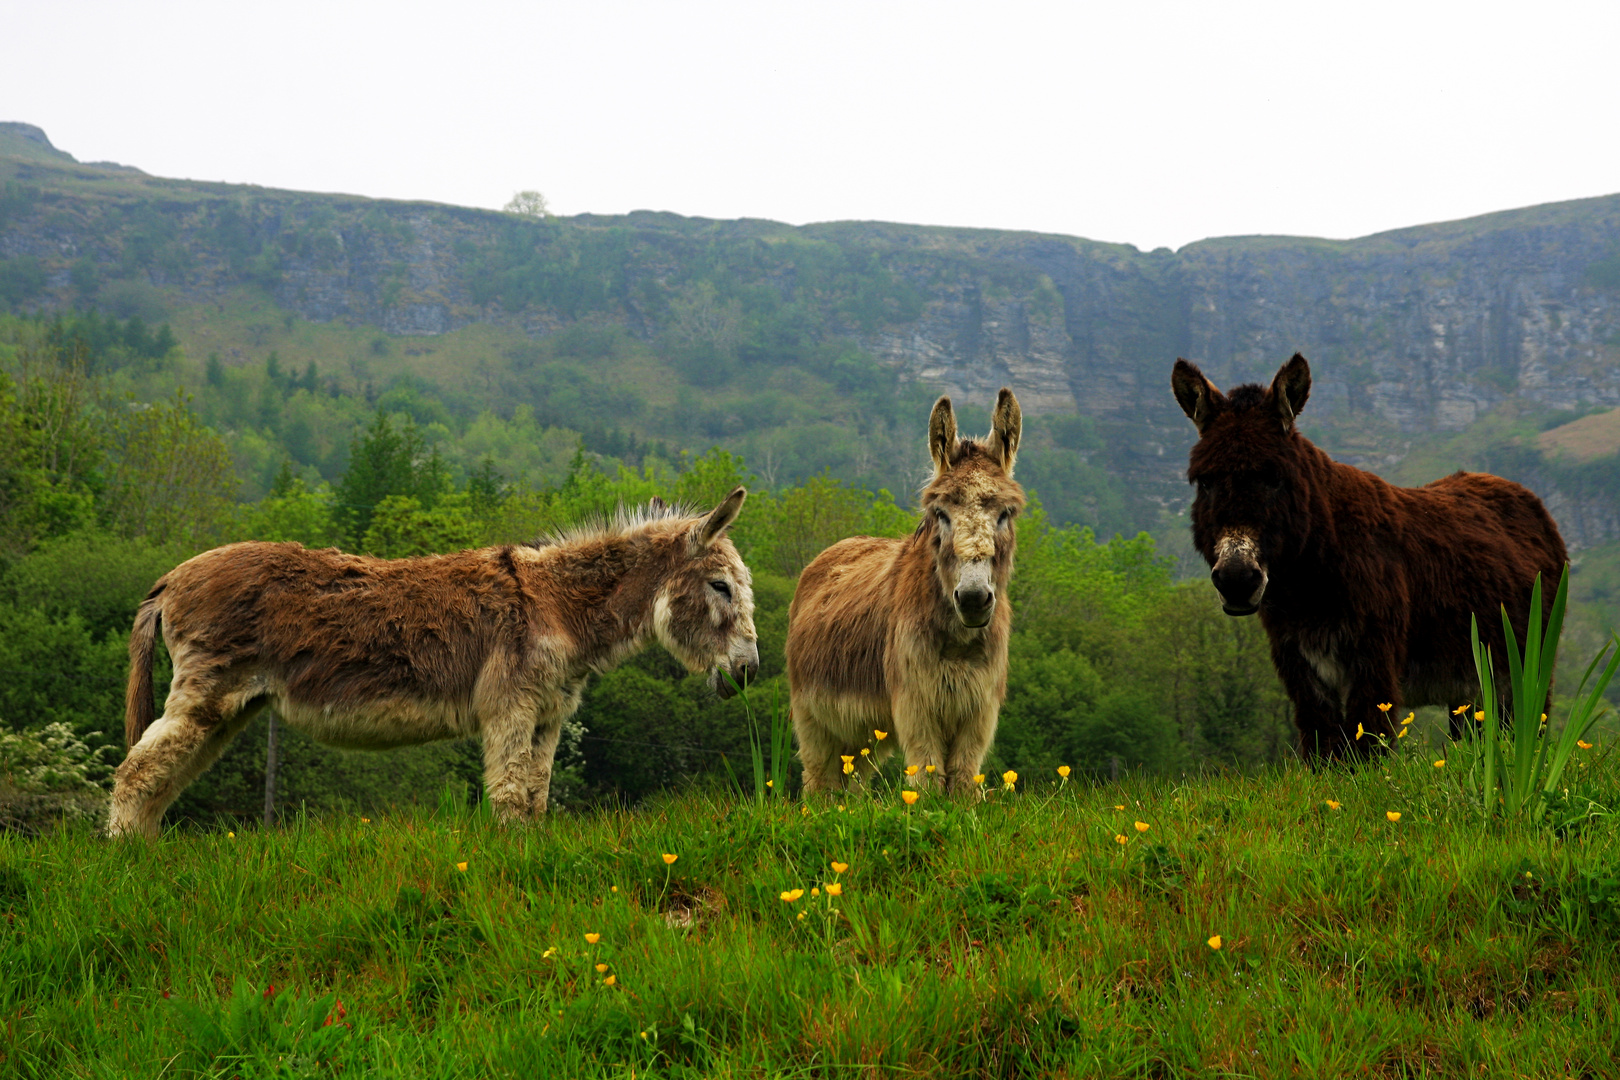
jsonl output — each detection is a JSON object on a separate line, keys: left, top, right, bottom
{"left": 1269, "top": 353, "right": 1311, "bottom": 430}
{"left": 1171, "top": 359, "right": 1224, "bottom": 435}
{"left": 692, "top": 486, "right": 746, "bottom": 551}
{"left": 989, "top": 387, "right": 1022, "bottom": 474}
{"left": 928, "top": 396, "right": 958, "bottom": 475}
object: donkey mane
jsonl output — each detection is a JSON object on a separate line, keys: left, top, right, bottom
{"left": 529, "top": 500, "right": 699, "bottom": 551}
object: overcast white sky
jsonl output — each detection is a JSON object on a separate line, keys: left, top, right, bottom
{"left": 5, "top": 0, "right": 1618, "bottom": 251}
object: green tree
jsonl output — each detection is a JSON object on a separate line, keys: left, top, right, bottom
{"left": 102, "top": 389, "right": 239, "bottom": 547}
{"left": 361, "top": 494, "right": 480, "bottom": 558}
{"left": 503, "top": 190, "right": 551, "bottom": 218}
{"left": 335, "top": 410, "right": 452, "bottom": 546}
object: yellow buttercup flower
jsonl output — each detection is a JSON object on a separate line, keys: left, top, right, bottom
{"left": 860, "top": 747, "right": 871, "bottom": 756}
{"left": 1002, "top": 770, "right": 1018, "bottom": 789}
{"left": 1452, "top": 704, "right": 1470, "bottom": 716}
{"left": 662, "top": 853, "right": 678, "bottom": 865}
{"left": 1113, "top": 805, "right": 1125, "bottom": 811}
{"left": 227, "top": 831, "right": 235, "bottom": 838}
{"left": 603, "top": 974, "right": 617, "bottom": 986}
{"left": 901, "top": 790, "right": 919, "bottom": 805}
{"left": 780, "top": 888, "right": 804, "bottom": 902}
{"left": 1578, "top": 740, "right": 1594, "bottom": 750}
{"left": 1325, "top": 800, "right": 1341, "bottom": 810}
{"left": 925, "top": 764, "right": 936, "bottom": 774}
{"left": 1057, "top": 765, "right": 1071, "bottom": 778}
{"left": 830, "top": 861, "right": 848, "bottom": 874}
{"left": 1114, "top": 834, "right": 1128, "bottom": 845}
{"left": 1475, "top": 711, "right": 1485, "bottom": 722}
{"left": 810, "top": 887, "right": 820, "bottom": 897}
{"left": 1134, "top": 821, "right": 1150, "bottom": 833}
{"left": 904, "top": 765, "right": 920, "bottom": 777}
{"left": 456, "top": 861, "right": 468, "bottom": 872}
{"left": 1396, "top": 727, "right": 1409, "bottom": 738}
{"left": 1377, "top": 703, "right": 1392, "bottom": 713}
{"left": 1401, "top": 712, "right": 1414, "bottom": 725}
{"left": 359, "top": 817, "right": 370, "bottom": 824}
{"left": 1355, "top": 723, "right": 1365, "bottom": 740}
{"left": 974, "top": 774, "right": 986, "bottom": 785}
{"left": 585, "top": 933, "right": 601, "bottom": 944}
{"left": 595, "top": 963, "right": 608, "bottom": 974}
{"left": 840, "top": 755, "right": 855, "bottom": 764}
{"left": 825, "top": 882, "right": 843, "bottom": 896}
{"left": 874, "top": 730, "right": 888, "bottom": 740}
{"left": 1207, "top": 935, "right": 1222, "bottom": 950}
{"left": 843, "top": 761, "right": 855, "bottom": 775}
{"left": 796, "top": 911, "right": 806, "bottom": 921}
{"left": 1433, "top": 760, "right": 1446, "bottom": 768}
{"left": 1386, "top": 811, "right": 1401, "bottom": 823}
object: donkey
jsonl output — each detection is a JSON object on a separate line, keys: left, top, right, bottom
{"left": 787, "top": 389, "right": 1024, "bottom": 793}
{"left": 108, "top": 491, "right": 758, "bottom": 837}
{"left": 1171, "top": 354, "right": 1567, "bottom": 760}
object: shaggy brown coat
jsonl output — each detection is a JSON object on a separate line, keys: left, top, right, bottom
{"left": 108, "top": 491, "right": 758, "bottom": 837}
{"left": 787, "top": 390, "right": 1024, "bottom": 793}
{"left": 1172, "top": 354, "right": 1568, "bottom": 759}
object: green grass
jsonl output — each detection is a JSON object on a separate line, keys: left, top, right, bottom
{"left": 4, "top": 744, "right": 1620, "bottom": 1078}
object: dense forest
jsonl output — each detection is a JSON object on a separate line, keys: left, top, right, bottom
{"left": 0, "top": 313, "right": 1292, "bottom": 828}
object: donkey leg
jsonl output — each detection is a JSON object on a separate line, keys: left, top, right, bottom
{"left": 792, "top": 699, "right": 847, "bottom": 795}
{"left": 943, "top": 704, "right": 999, "bottom": 795}
{"left": 893, "top": 693, "right": 947, "bottom": 790}
{"left": 523, "top": 715, "right": 566, "bottom": 816}
{"left": 108, "top": 696, "right": 265, "bottom": 838}
{"left": 481, "top": 709, "right": 540, "bottom": 824}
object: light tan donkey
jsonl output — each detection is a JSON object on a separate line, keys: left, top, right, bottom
{"left": 787, "top": 390, "right": 1024, "bottom": 794}
{"left": 108, "top": 491, "right": 758, "bottom": 837}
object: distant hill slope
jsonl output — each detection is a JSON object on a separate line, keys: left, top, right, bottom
{"left": 3, "top": 125, "right": 1619, "bottom": 542}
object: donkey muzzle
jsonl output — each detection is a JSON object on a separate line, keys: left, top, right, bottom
{"left": 1210, "top": 532, "right": 1266, "bottom": 616}
{"left": 712, "top": 643, "right": 761, "bottom": 699}
{"left": 952, "top": 560, "right": 997, "bottom": 628}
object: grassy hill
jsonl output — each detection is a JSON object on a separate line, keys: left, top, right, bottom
{"left": 4, "top": 745, "right": 1618, "bottom": 1077}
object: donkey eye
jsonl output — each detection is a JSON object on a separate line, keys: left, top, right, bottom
{"left": 709, "top": 580, "right": 732, "bottom": 601}
{"left": 934, "top": 510, "right": 950, "bottom": 528}
{"left": 997, "top": 510, "right": 1011, "bottom": 528}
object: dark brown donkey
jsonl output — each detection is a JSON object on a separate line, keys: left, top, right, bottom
{"left": 108, "top": 492, "right": 758, "bottom": 836}
{"left": 1171, "top": 354, "right": 1567, "bottom": 760}
{"left": 787, "top": 390, "right": 1025, "bottom": 793}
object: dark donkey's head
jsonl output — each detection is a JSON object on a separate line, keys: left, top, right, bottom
{"left": 921, "top": 389, "right": 1026, "bottom": 628}
{"left": 1171, "top": 353, "right": 1314, "bottom": 616}
{"left": 652, "top": 487, "right": 760, "bottom": 698}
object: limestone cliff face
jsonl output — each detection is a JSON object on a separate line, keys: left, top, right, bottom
{"left": 4, "top": 132, "right": 1620, "bottom": 540}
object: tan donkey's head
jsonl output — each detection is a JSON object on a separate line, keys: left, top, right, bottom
{"left": 653, "top": 486, "right": 760, "bottom": 698}
{"left": 921, "top": 388, "right": 1025, "bottom": 628}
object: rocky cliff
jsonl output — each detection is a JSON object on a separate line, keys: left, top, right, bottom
{"left": 4, "top": 126, "right": 1619, "bottom": 542}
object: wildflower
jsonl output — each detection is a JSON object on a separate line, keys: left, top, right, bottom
{"left": 585, "top": 933, "right": 601, "bottom": 944}
{"left": 456, "top": 861, "right": 468, "bottom": 872}
{"left": 1452, "top": 704, "right": 1469, "bottom": 716}
{"left": 1355, "top": 723, "right": 1365, "bottom": 740}
{"left": 611, "top": 886, "right": 618, "bottom": 892}
{"left": 1207, "top": 935, "right": 1223, "bottom": 950}
{"left": 826, "top": 882, "right": 843, "bottom": 896}
{"left": 766, "top": 780, "right": 773, "bottom": 788}
{"left": 1378, "top": 703, "right": 1392, "bottom": 713}
{"left": 227, "top": 832, "right": 235, "bottom": 839}
{"left": 811, "top": 887, "right": 821, "bottom": 897}
{"left": 1397, "top": 727, "right": 1409, "bottom": 739}
{"left": 902, "top": 790, "right": 919, "bottom": 805}
{"left": 542, "top": 947, "right": 556, "bottom": 959}
{"left": 360, "top": 817, "right": 370, "bottom": 823}
{"left": 841, "top": 754, "right": 855, "bottom": 764}
{"left": 925, "top": 764, "right": 936, "bottom": 773}
{"left": 1057, "top": 765, "right": 1071, "bottom": 778}
{"left": 595, "top": 963, "right": 609, "bottom": 974}
{"left": 1578, "top": 740, "right": 1594, "bottom": 750}
{"left": 1134, "top": 821, "right": 1150, "bottom": 833}
{"left": 1386, "top": 811, "right": 1401, "bottom": 823}
{"left": 1401, "top": 712, "right": 1414, "bottom": 725}
{"left": 604, "top": 974, "right": 617, "bottom": 986}
{"left": 797, "top": 911, "right": 806, "bottom": 921}
{"left": 831, "top": 861, "right": 848, "bottom": 874}
{"left": 875, "top": 730, "right": 888, "bottom": 740}
{"left": 904, "top": 765, "right": 919, "bottom": 777}
{"left": 780, "top": 888, "right": 804, "bottom": 902}
{"left": 1002, "top": 770, "right": 1018, "bottom": 790}
{"left": 1433, "top": 760, "right": 1446, "bottom": 768}
{"left": 662, "top": 853, "right": 678, "bottom": 865}
{"left": 1475, "top": 711, "right": 1485, "bottom": 723}
{"left": 861, "top": 747, "right": 871, "bottom": 757}
{"left": 843, "top": 761, "right": 855, "bottom": 775}
{"left": 1114, "top": 834, "right": 1128, "bottom": 845}
{"left": 974, "top": 774, "right": 986, "bottom": 785}
{"left": 1325, "top": 800, "right": 1341, "bottom": 810}
{"left": 1113, "top": 805, "right": 1125, "bottom": 811}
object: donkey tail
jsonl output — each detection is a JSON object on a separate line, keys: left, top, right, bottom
{"left": 125, "top": 583, "right": 166, "bottom": 747}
